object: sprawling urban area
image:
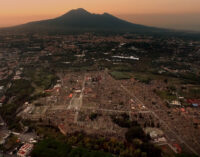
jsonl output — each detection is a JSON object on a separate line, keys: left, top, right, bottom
{"left": 0, "top": 32, "right": 200, "bottom": 157}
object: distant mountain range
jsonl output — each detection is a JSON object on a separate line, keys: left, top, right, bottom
{"left": 2, "top": 8, "right": 168, "bottom": 34}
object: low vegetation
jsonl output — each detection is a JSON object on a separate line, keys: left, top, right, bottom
{"left": 2, "top": 134, "right": 18, "bottom": 151}
{"left": 154, "top": 90, "right": 177, "bottom": 101}
{"left": 110, "top": 71, "right": 131, "bottom": 80}
{"left": 24, "top": 67, "right": 58, "bottom": 90}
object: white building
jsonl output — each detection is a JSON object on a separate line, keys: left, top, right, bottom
{"left": 170, "top": 100, "right": 181, "bottom": 106}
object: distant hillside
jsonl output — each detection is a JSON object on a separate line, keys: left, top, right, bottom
{"left": 2, "top": 8, "right": 167, "bottom": 33}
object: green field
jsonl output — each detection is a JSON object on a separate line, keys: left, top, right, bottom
{"left": 110, "top": 71, "right": 131, "bottom": 80}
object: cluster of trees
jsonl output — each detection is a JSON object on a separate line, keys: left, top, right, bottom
{"left": 111, "top": 113, "right": 150, "bottom": 143}
{"left": 64, "top": 128, "right": 161, "bottom": 157}
{"left": 6, "top": 79, "right": 34, "bottom": 102}
{"left": 111, "top": 113, "right": 134, "bottom": 128}
{"left": 31, "top": 138, "right": 113, "bottom": 157}
{"left": 175, "top": 153, "right": 199, "bottom": 157}
{"left": 110, "top": 113, "right": 162, "bottom": 157}
{"left": 89, "top": 113, "right": 99, "bottom": 121}
{"left": 24, "top": 67, "right": 58, "bottom": 90}
{"left": 0, "top": 79, "right": 34, "bottom": 129}
{"left": 66, "top": 132, "right": 125, "bottom": 155}
{"left": 0, "top": 67, "right": 58, "bottom": 130}
{"left": 1, "top": 134, "right": 19, "bottom": 152}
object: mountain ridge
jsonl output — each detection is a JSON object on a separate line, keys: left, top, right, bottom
{"left": 1, "top": 8, "right": 167, "bottom": 33}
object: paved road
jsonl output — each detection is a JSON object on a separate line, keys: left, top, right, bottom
{"left": 18, "top": 132, "right": 37, "bottom": 143}
{"left": 81, "top": 106, "right": 152, "bottom": 114}
{"left": 73, "top": 75, "right": 86, "bottom": 123}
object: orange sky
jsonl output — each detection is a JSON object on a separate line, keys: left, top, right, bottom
{"left": 0, "top": 0, "right": 200, "bottom": 30}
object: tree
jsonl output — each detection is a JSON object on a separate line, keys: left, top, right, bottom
{"left": 31, "top": 138, "right": 71, "bottom": 157}
{"left": 89, "top": 113, "right": 98, "bottom": 121}
{"left": 125, "top": 126, "right": 146, "bottom": 142}
{"left": 176, "top": 153, "right": 198, "bottom": 157}
{"left": 141, "top": 143, "right": 162, "bottom": 157}
{"left": 164, "top": 79, "right": 168, "bottom": 84}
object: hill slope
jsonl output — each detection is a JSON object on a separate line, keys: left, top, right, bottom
{"left": 4, "top": 8, "right": 166, "bottom": 33}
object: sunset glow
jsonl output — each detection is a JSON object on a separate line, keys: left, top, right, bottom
{"left": 0, "top": 0, "right": 200, "bottom": 30}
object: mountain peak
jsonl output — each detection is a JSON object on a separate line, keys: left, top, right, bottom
{"left": 66, "top": 8, "right": 91, "bottom": 15}
{"left": 7, "top": 8, "right": 163, "bottom": 33}
{"left": 75, "top": 8, "right": 89, "bottom": 12}
{"left": 103, "top": 12, "right": 110, "bottom": 15}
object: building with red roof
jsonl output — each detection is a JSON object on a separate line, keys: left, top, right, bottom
{"left": 17, "top": 143, "right": 34, "bottom": 157}
{"left": 187, "top": 99, "right": 200, "bottom": 107}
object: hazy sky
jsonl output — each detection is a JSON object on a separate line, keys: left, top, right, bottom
{"left": 0, "top": 0, "right": 200, "bottom": 31}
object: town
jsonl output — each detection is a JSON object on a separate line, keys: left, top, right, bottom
{"left": 0, "top": 32, "right": 200, "bottom": 157}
